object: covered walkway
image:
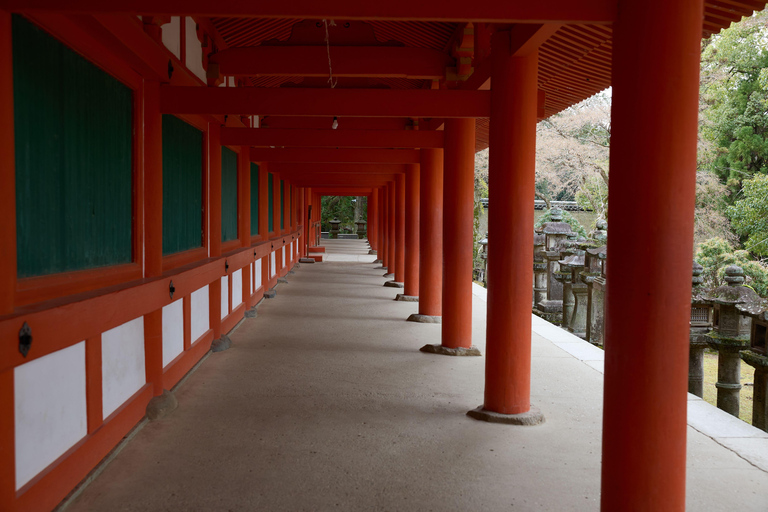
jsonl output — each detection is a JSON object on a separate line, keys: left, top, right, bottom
{"left": 64, "top": 244, "right": 768, "bottom": 511}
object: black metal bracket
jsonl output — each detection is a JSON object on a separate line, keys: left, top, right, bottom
{"left": 169, "top": 280, "right": 175, "bottom": 300}
{"left": 225, "top": 259, "right": 229, "bottom": 272}
{"left": 19, "top": 322, "right": 32, "bottom": 358}
{"left": 167, "top": 60, "right": 174, "bottom": 79}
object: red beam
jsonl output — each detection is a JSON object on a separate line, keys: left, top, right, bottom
{"left": 5, "top": 1, "right": 617, "bottom": 23}
{"left": 221, "top": 128, "right": 443, "bottom": 149}
{"left": 211, "top": 46, "right": 450, "bottom": 79}
{"left": 262, "top": 117, "right": 408, "bottom": 130}
{"left": 160, "top": 87, "right": 491, "bottom": 118}
{"left": 268, "top": 163, "right": 405, "bottom": 174}
{"left": 249, "top": 148, "right": 419, "bottom": 164}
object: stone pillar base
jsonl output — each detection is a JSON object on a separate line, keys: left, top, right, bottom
{"left": 407, "top": 314, "right": 441, "bottom": 324}
{"left": 146, "top": 389, "right": 178, "bottom": 421}
{"left": 383, "top": 273, "right": 394, "bottom": 279}
{"left": 466, "top": 405, "right": 545, "bottom": 426}
{"left": 376, "top": 266, "right": 387, "bottom": 270}
{"left": 211, "top": 334, "right": 232, "bottom": 353}
{"left": 384, "top": 280, "right": 404, "bottom": 288}
{"left": 395, "top": 294, "right": 418, "bottom": 302}
{"left": 244, "top": 308, "right": 258, "bottom": 318}
{"left": 537, "top": 299, "right": 563, "bottom": 313}
{"left": 419, "top": 344, "right": 481, "bottom": 356}
{"left": 373, "top": 259, "right": 383, "bottom": 264}
{"left": 277, "top": 277, "right": 288, "bottom": 284}
{"left": 299, "top": 258, "right": 315, "bottom": 264}
{"left": 369, "top": 249, "right": 377, "bottom": 255}
{"left": 263, "top": 289, "right": 277, "bottom": 299}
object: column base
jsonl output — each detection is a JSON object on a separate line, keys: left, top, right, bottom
{"left": 466, "top": 405, "right": 545, "bottom": 426}
{"left": 211, "top": 334, "right": 232, "bottom": 353}
{"left": 369, "top": 249, "right": 377, "bottom": 255}
{"left": 277, "top": 277, "right": 288, "bottom": 284}
{"left": 299, "top": 258, "right": 316, "bottom": 264}
{"left": 419, "top": 344, "right": 481, "bottom": 356}
{"left": 263, "top": 289, "right": 277, "bottom": 299}
{"left": 146, "top": 389, "right": 178, "bottom": 421}
{"left": 395, "top": 294, "right": 418, "bottom": 302}
{"left": 384, "top": 280, "right": 404, "bottom": 288}
{"left": 383, "top": 273, "right": 394, "bottom": 279}
{"left": 376, "top": 265, "right": 387, "bottom": 270}
{"left": 407, "top": 314, "right": 441, "bottom": 324}
{"left": 244, "top": 307, "right": 258, "bottom": 318}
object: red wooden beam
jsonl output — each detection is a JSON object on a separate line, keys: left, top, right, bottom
{"left": 222, "top": 128, "right": 443, "bottom": 149}
{"left": 211, "top": 46, "right": 451, "bottom": 79}
{"left": 249, "top": 148, "right": 419, "bottom": 164}
{"left": 160, "top": 87, "right": 491, "bottom": 118}
{"left": 267, "top": 163, "right": 405, "bottom": 174}
{"left": 261, "top": 117, "right": 409, "bottom": 130}
{"left": 5, "top": 0, "right": 617, "bottom": 23}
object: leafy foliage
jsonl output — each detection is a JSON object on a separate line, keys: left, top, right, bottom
{"left": 695, "top": 237, "right": 768, "bottom": 296}
{"left": 320, "top": 196, "right": 366, "bottom": 232}
{"left": 727, "top": 173, "right": 768, "bottom": 256}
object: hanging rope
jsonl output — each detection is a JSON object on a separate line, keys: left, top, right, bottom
{"left": 323, "top": 19, "right": 338, "bottom": 88}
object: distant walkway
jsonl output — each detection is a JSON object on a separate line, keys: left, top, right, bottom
{"left": 321, "top": 238, "right": 377, "bottom": 263}
{"left": 65, "top": 257, "right": 768, "bottom": 511}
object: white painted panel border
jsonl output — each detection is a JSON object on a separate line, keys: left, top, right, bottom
{"left": 102, "top": 317, "right": 146, "bottom": 419}
{"left": 162, "top": 299, "right": 184, "bottom": 367}
{"left": 221, "top": 276, "right": 229, "bottom": 320}
{"left": 232, "top": 269, "right": 243, "bottom": 309}
{"left": 191, "top": 285, "right": 210, "bottom": 342}
{"left": 161, "top": 16, "right": 180, "bottom": 59}
{"left": 14, "top": 342, "right": 87, "bottom": 490}
{"left": 185, "top": 17, "right": 205, "bottom": 82}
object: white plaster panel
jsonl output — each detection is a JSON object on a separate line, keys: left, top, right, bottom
{"left": 185, "top": 17, "right": 206, "bottom": 82}
{"left": 270, "top": 252, "right": 276, "bottom": 278}
{"left": 190, "top": 285, "right": 209, "bottom": 342}
{"left": 161, "top": 16, "right": 180, "bottom": 59}
{"left": 162, "top": 299, "right": 184, "bottom": 367}
{"left": 282, "top": 247, "right": 286, "bottom": 268}
{"left": 248, "top": 262, "right": 253, "bottom": 294}
{"left": 14, "top": 343, "right": 87, "bottom": 490}
{"left": 102, "top": 317, "right": 145, "bottom": 420}
{"left": 255, "top": 259, "right": 262, "bottom": 289}
{"left": 232, "top": 269, "right": 243, "bottom": 309}
{"left": 221, "top": 276, "right": 229, "bottom": 320}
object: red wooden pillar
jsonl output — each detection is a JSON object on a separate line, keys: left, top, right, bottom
{"left": 369, "top": 191, "right": 378, "bottom": 252}
{"left": 298, "top": 186, "right": 305, "bottom": 257}
{"left": 238, "top": 146, "right": 251, "bottom": 305}
{"left": 380, "top": 186, "right": 389, "bottom": 268}
{"left": 403, "top": 163, "right": 420, "bottom": 297}
{"left": 469, "top": 32, "right": 543, "bottom": 424}
{"left": 302, "top": 187, "right": 310, "bottom": 255}
{"left": 410, "top": 148, "right": 443, "bottom": 321}
{"left": 602, "top": 0, "right": 702, "bottom": 509}
{"left": 208, "top": 123, "right": 223, "bottom": 339}
{"left": 434, "top": 118, "right": 477, "bottom": 353}
{"left": 393, "top": 173, "right": 406, "bottom": 284}
{"left": 386, "top": 181, "right": 396, "bottom": 276}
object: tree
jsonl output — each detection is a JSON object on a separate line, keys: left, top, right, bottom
{"left": 728, "top": 173, "right": 768, "bottom": 257}
{"left": 320, "top": 196, "right": 366, "bottom": 232}
{"left": 695, "top": 237, "right": 768, "bottom": 297}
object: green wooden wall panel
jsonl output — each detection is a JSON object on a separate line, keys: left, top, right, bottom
{"left": 162, "top": 115, "right": 203, "bottom": 255}
{"left": 268, "top": 173, "right": 274, "bottom": 232}
{"left": 280, "top": 180, "right": 285, "bottom": 230}
{"left": 221, "top": 147, "right": 238, "bottom": 242}
{"left": 13, "top": 15, "right": 133, "bottom": 278}
{"left": 250, "top": 163, "right": 259, "bottom": 236}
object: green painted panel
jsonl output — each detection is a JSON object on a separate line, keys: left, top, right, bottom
{"left": 221, "top": 147, "right": 238, "bottom": 242}
{"left": 162, "top": 115, "right": 203, "bottom": 255}
{"left": 250, "top": 163, "right": 259, "bottom": 236}
{"left": 13, "top": 15, "right": 133, "bottom": 278}
{"left": 268, "top": 173, "right": 274, "bottom": 232}
{"left": 280, "top": 180, "right": 285, "bottom": 230}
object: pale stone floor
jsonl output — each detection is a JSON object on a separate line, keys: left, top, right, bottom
{"left": 65, "top": 240, "right": 768, "bottom": 511}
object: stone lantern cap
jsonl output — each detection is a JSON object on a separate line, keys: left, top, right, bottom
{"left": 691, "top": 261, "right": 709, "bottom": 303}
{"left": 540, "top": 209, "right": 573, "bottom": 234}
{"left": 586, "top": 246, "right": 607, "bottom": 259}
{"left": 736, "top": 302, "right": 768, "bottom": 318}
{"left": 329, "top": 218, "right": 341, "bottom": 225}
{"left": 559, "top": 253, "right": 586, "bottom": 269}
{"left": 702, "top": 265, "right": 762, "bottom": 306}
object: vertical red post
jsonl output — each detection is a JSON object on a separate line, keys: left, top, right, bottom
{"left": 602, "top": 0, "right": 702, "bottom": 509}
{"left": 302, "top": 187, "right": 310, "bottom": 256}
{"left": 470, "top": 31, "right": 543, "bottom": 423}
{"left": 208, "top": 123, "right": 222, "bottom": 339}
{"left": 403, "top": 164, "right": 420, "bottom": 297}
{"left": 411, "top": 148, "right": 443, "bottom": 320}
{"left": 387, "top": 182, "right": 396, "bottom": 275}
{"left": 394, "top": 173, "right": 406, "bottom": 284}
{"left": 0, "top": 10, "right": 16, "bottom": 317}
{"left": 381, "top": 186, "right": 389, "bottom": 268}
{"left": 298, "top": 186, "right": 305, "bottom": 257}
{"left": 238, "top": 147, "right": 251, "bottom": 306}
{"left": 369, "top": 191, "right": 378, "bottom": 252}
{"left": 437, "top": 119, "right": 476, "bottom": 351}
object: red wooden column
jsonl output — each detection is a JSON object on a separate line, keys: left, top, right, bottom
{"left": 400, "top": 163, "right": 420, "bottom": 299}
{"left": 468, "top": 31, "right": 544, "bottom": 424}
{"left": 422, "top": 119, "right": 479, "bottom": 355}
{"left": 377, "top": 187, "right": 386, "bottom": 265}
{"left": 208, "top": 123, "right": 223, "bottom": 339}
{"left": 302, "top": 187, "right": 310, "bottom": 256}
{"left": 380, "top": 185, "right": 389, "bottom": 269}
{"left": 298, "top": 186, "right": 305, "bottom": 257}
{"left": 386, "top": 181, "right": 396, "bottom": 277}
{"left": 369, "top": 190, "right": 378, "bottom": 252}
{"left": 387, "top": 173, "right": 406, "bottom": 286}
{"left": 602, "top": 0, "right": 702, "bottom": 509}
{"left": 238, "top": 147, "right": 251, "bottom": 306}
{"left": 409, "top": 148, "right": 443, "bottom": 322}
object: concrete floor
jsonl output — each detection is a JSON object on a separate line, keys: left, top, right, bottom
{"left": 65, "top": 240, "right": 768, "bottom": 511}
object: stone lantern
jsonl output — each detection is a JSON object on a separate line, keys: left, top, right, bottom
{"left": 739, "top": 305, "right": 768, "bottom": 431}
{"left": 478, "top": 234, "right": 488, "bottom": 285}
{"left": 689, "top": 261, "right": 714, "bottom": 398}
{"left": 704, "top": 265, "right": 763, "bottom": 417}
{"left": 535, "top": 208, "right": 574, "bottom": 322}
{"left": 581, "top": 244, "right": 607, "bottom": 346}
{"left": 329, "top": 219, "right": 341, "bottom": 239}
{"left": 533, "top": 233, "right": 547, "bottom": 308}
{"left": 355, "top": 220, "right": 367, "bottom": 239}
{"left": 554, "top": 236, "right": 583, "bottom": 331}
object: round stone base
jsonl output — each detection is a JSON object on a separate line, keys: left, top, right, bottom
{"left": 368, "top": 249, "right": 377, "bottom": 255}
{"left": 146, "top": 389, "right": 178, "bottom": 421}
{"left": 211, "top": 334, "right": 232, "bottom": 353}
{"left": 383, "top": 273, "right": 394, "bottom": 279}
{"left": 395, "top": 294, "right": 419, "bottom": 302}
{"left": 419, "top": 344, "right": 481, "bottom": 356}
{"left": 466, "top": 405, "right": 545, "bottom": 426}
{"left": 373, "top": 260, "right": 383, "bottom": 264}
{"left": 407, "top": 314, "right": 442, "bottom": 324}
{"left": 244, "top": 308, "right": 258, "bottom": 318}
{"left": 384, "top": 280, "right": 404, "bottom": 288}
{"left": 298, "top": 258, "right": 315, "bottom": 264}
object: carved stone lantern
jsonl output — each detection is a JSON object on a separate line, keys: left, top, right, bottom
{"left": 533, "top": 233, "right": 547, "bottom": 308}
{"left": 478, "top": 234, "right": 488, "bottom": 286}
{"left": 355, "top": 220, "right": 367, "bottom": 239}
{"left": 554, "top": 236, "right": 583, "bottom": 331}
{"left": 704, "top": 265, "right": 763, "bottom": 417}
{"left": 689, "top": 261, "right": 714, "bottom": 398}
{"left": 329, "top": 219, "right": 341, "bottom": 239}
{"left": 536, "top": 208, "right": 574, "bottom": 322}
{"left": 739, "top": 305, "right": 768, "bottom": 431}
{"left": 581, "top": 245, "right": 607, "bottom": 346}
{"left": 561, "top": 251, "right": 588, "bottom": 337}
